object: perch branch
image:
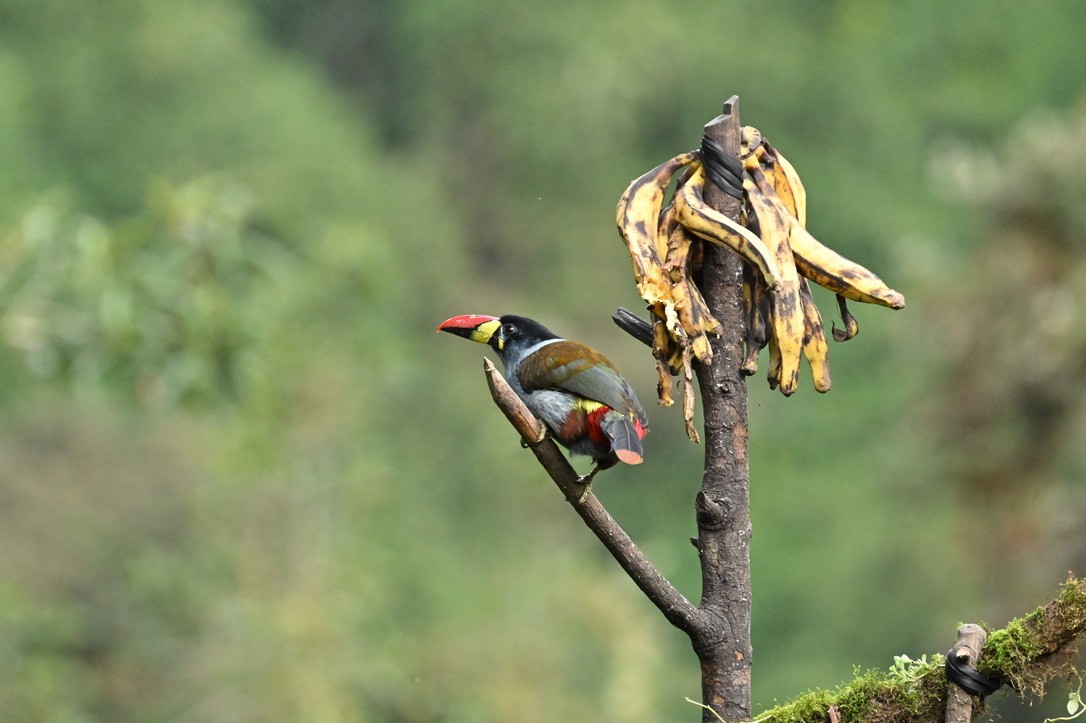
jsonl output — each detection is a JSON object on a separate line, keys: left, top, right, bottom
{"left": 482, "top": 357, "right": 701, "bottom": 633}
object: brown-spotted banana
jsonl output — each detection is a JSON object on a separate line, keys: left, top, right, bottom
{"left": 764, "top": 141, "right": 807, "bottom": 227}
{"left": 788, "top": 223, "right": 905, "bottom": 310}
{"left": 798, "top": 278, "right": 832, "bottom": 392}
{"left": 673, "top": 162, "right": 782, "bottom": 289}
{"left": 743, "top": 132, "right": 903, "bottom": 310}
{"left": 743, "top": 164, "right": 806, "bottom": 395}
{"left": 615, "top": 151, "right": 698, "bottom": 295}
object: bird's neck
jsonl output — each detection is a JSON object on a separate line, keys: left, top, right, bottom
{"left": 502, "top": 337, "right": 562, "bottom": 384}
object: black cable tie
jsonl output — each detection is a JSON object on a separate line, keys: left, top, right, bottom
{"left": 698, "top": 134, "right": 744, "bottom": 200}
{"left": 944, "top": 649, "right": 1001, "bottom": 698}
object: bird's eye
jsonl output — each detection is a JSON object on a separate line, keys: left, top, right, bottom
{"left": 502, "top": 323, "right": 516, "bottom": 336}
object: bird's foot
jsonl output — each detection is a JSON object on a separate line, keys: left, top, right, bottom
{"left": 574, "top": 466, "right": 600, "bottom": 504}
{"left": 520, "top": 426, "right": 548, "bottom": 448}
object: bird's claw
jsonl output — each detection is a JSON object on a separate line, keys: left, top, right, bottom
{"left": 574, "top": 466, "right": 601, "bottom": 504}
{"left": 520, "top": 426, "right": 548, "bottom": 448}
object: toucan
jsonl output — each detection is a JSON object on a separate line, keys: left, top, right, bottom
{"left": 437, "top": 314, "right": 648, "bottom": 486}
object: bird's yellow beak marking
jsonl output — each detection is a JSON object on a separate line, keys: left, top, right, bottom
{"left": 469, "top": 319, "right": 502, "bottom": 347}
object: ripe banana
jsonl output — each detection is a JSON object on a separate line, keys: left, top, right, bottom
{"left": 615, "top": 151, "right": 697, "bottom": 295}
{"left": 660, "top": 214, "right": 717, "bottom": 363}
{"left": 743, "top": 163, "right": 805, "bottom": 395}
{"left": 743, "top": 140, "right": 905, "bottom": 311}
{"left": 766, "top": 331, "right": 783, "bottom": 391}
{"left": 651, "top": 316, "right": 675, "bottom": 405}
{"left": 764, "top": 141, "right": 807, "bottom": 227}
{"left": 673, "top": 162, "right": 782, "bottom": 289}
{"left": 798, "top": 278, "right": 832, "bottom": 392}
{"left": 615, "top": 150, "right": 716, "bottom": 354}
{"left": 616, "top": 124, "right": 904, "bottom": 406}
{"left": 788, "top": 223, "right": 905, "bottom": 309}
{"left": 681, "top": 344, "right": 699, "bottom": 444}
{"left": 615, "top": 151, "right": 718, "bottom": 437}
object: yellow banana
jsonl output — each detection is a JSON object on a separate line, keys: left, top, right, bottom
{"left": 648, "top": 301, "right": 686, "bottom": 377}
{"left": 742, "top": 150, "right": 905, "bottom": 310}
{"left": 660, "top": 220, "right": 717, "bottom": 362}
{"left": 681, "top": 344, "right": 699, "bottom": 444}
{"left": 740, "top": 126, "right": 762, "bottom": 157}
{"left": 788, "top": 223, "right": 905, "bottom": 309}
{"left": 765, "top": 141, "right": 807, "bottom": 227}
{"left": 673, "top": 162, "right": 782, "bottom": 288}
{"left": 651, "top": 316, "right": 675, "bottom": 405}
{"left": 766, "top": 332, "right": 783, "bottom": 391}
{"left": 744, "top": 166, "right": 805, "bottom": 395}
{"left": 798, "top": 278, "right": 832, "bottom": 392}
{"left": 740, "top": 264, "right": 756, "bottom": 376}
{"left": 742, "top": 127, "right": 804, "bottom": 225}
{"left": 615, "top": 151, "right": 698, "bottom": 291}
{"left": 655, "top": 200, "right": 674, "bottom": 260}
{"left": 615, "top": 150, "right": 719, "bottom": 380}
{"left": 617, "top": 128, "right": 902, "bottom": 411}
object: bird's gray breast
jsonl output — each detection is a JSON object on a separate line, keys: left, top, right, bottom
{"left": 501, "top": 338, "right": 574, "bottom": 431}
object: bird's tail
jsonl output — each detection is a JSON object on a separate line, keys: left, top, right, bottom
{"left": 599, "top": 412, "right": 646, "bottom": 465}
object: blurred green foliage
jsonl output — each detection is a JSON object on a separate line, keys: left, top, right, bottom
{"left": 1, "top": 179, "right": 283, "bottom": 406}
{"left": 0, "top": 0, "right": 1084, "bottom": 720}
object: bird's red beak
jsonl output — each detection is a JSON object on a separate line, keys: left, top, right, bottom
{"left": 436, "top": 314, "right": 501, "bottom": 345}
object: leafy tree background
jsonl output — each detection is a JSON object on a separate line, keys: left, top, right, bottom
{"left": 0, "top": 1, "right": 1084, "bottom": 719}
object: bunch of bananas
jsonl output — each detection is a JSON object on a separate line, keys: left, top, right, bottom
{"left": 615, "top": 127, "right": 904, "bottom": 426}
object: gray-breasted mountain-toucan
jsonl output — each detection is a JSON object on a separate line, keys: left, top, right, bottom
{"left": 438, "top": 314, "right": 648, "bottom": 484}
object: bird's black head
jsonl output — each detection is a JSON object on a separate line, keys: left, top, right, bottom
{"left": 437, "top": 313, "right": 562, "bottom": 363}
{"left": 493, "top": 315, "right": 560, "bottom": 359}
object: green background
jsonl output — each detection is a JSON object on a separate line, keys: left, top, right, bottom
{"left": 1, "top": 1, "right": 1084, "bottom": 720}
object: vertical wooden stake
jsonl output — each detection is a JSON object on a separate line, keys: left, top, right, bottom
{"left": 945, "top": 623, "right": 988, "bottom": 723}
{"left": 692, "top": 95, "right": 753, "bottom": 721}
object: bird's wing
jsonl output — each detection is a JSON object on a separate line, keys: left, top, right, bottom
{"left": 518, "top": 341, "right": 648, "bottom": 426}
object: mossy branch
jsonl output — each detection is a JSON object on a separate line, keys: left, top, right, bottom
{"left": 755, "top": 575, "right": 1086, "bottom": 723}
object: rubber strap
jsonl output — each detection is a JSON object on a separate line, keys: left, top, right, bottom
{"left": 944, "top": 650, "right": 1001, "bottom": 698}
{"left": 699, "top": 134, "right": 744, "bottom": 199}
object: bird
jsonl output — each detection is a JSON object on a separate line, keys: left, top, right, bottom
{"left": 437, "top": 314, "right": 648, "bottom": 490}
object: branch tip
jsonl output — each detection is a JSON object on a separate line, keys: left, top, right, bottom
{"left": 695, "top": 490, "right": 729, "bottom": 529}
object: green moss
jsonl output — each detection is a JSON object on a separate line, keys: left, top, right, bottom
{"left": 751, "top": 578, "right": 1086, "bottom": 722}
{"left": 981, "top": 577, "right": 1086, "bottom": 694}
{"left": 983, "top": 617, "right": 1044, "bottom": 690}
{"left": 755, "top": 662, "right": 947, "bottom": 723}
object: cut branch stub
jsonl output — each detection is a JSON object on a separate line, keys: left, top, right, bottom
{"left": 945, "top": 623, "right": 988, "bottom": 723}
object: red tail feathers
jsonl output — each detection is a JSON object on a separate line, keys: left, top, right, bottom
{"left": 597, "top": 411, "right": 646, "bottom": 465}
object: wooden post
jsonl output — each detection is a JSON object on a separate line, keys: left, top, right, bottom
{"left": 945, "top": 624, "right": 988, "bottom": 723}
{"left": 692, "top": 96, "right": 753, "bottom": 721}
{"left": 486, "top": 95, "right": 753, "bottom": 721}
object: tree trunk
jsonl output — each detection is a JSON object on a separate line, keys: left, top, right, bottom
{"left": 692, "top": 95, "right": 753, "bottom": 722}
